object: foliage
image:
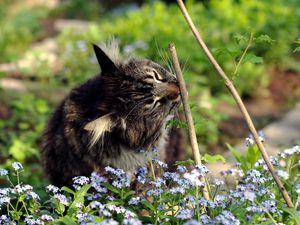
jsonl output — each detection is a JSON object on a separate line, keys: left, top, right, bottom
{"left": 50, "top": 0, "right": 300, "bottom": 147}
{"left": 50, "top": 0, "right": 103, "bottom": 20}
{"left": 0, "top": 2, "right": 49, "bottom": 62}
{"left": 0, "top": 93, "right": 50, "bottom": 191}
{"left": 1, "top": 144, "right": 300, "bottom": 224}
{"left": 0, "top": 2, "right": 300, "bottom": 224}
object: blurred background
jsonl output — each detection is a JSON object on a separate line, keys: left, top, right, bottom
{"left": 0, "top": 0, "right": 300, "bottom": 194}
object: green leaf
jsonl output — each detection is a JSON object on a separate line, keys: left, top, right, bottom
{"left": 282, "top": 207, "right": 300, "bottom": 224}
{"left": 227, "top": 144, "right": 249, "bottom": 173}
{"left": 167, "top": 119, "right": 188, "bottom": 129}
{"left": 255, "top": 34, "right": 275, "bottom": 44}
{"left": 202, "top": 153, "right": 226, "bottom": 164}
{"left": 213, "top": 47, "right": 240, "bottom": 58}
{"left": 243, "top": 53, "right": 263, "bottom": 64}
{"left": 68, "top": 184, "right": 91, "bottom": 212}
{"left": 61, "top": 186, "right": 76, "bottom": 195}
{"left": 9, "top": 139, "right": 36, "bottom": 162}
{"left": 234, "top": 34, "right": 247, "bottom": 44}
{"left": 106, "top": 200, "right": 124, "bottom": 206}
{"left": 54, "top": 216, "right": 77, "bottom": 225}
{"left": 102, "top": 182, "right": 121, "bottom": 194}
{"left": 227, "top": 144, "right": 242, "bottom": 163}
{"left": 123, "top": 190, "right": 136, "bottom": 199}
{"left": 175, "top": 159, "right": 195, "bottom": 166}
{"left": 246, "top": 144, "right": 260, "bottom": 167}
{"left": 56, "top": 203, "right": 65, "bottom": 215}
{"left": 142, "top": 200, "right": 155, "bottom": 211}
{"left": 293, "top": 46, "right": 300, "bottom": 53}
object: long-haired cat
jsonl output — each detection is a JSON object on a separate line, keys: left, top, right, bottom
{"left": 41, "top": 41, "right": 182, "bottom": 187}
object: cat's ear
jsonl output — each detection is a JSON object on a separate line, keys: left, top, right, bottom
{"left": 84, "top": 114, "right": 113, "bottom": 147}
{"left": 93, "top": 44, "right": 117, "bottom": 73}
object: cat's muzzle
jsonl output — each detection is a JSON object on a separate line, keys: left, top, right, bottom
{"left": 166, "top": 82, "right": 181, "bottom": 103}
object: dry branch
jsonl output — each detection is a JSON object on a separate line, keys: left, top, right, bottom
{"left": 176, "top": 0, "right": 294, "bottom": 208}
{"left": 169, "top": 43, "right": 210, "bottom": 200}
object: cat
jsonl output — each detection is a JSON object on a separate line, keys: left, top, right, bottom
{"left": 41, "top": 41, "right": 182, "bottom": 187}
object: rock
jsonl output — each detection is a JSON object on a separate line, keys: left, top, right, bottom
{"left": 0, "top": 38, "right": 61, "bottom": 75}
{"left": 54, "top": 19, "right": 90, "bottom": 33}
{"left": 0, "top": 78, "right": 27, "bottom": 92}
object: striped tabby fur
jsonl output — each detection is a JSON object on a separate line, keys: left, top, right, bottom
{"left": 41, "top": 43, "right": 181, "bottom": 187}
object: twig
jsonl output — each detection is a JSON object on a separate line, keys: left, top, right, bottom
{"left": 176, "top": 0, "right": 294, "bottom": 208}
{"left": 169, "top": 43, "right": 210, "bottom": 200}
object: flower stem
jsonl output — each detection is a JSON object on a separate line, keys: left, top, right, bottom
{"left": 150, "top": 160, "right": 156, "bottom": 181}
{"left": 233, "top": 32, "right": 254, "bottom": 76}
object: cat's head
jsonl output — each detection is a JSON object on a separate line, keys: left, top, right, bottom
{"left": 84, "top": 43, "right": 180, "bottom": 148}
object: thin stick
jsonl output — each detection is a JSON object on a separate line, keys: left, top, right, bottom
{"left": 169, "top": 43, "right": 210, "bottom": 200}
{"left": 176, "top": 0, "right": 294, "bottom": 208}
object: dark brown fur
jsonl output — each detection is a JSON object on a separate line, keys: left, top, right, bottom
{"left": 41, "top": 43, "right": 184, "bottom": 187}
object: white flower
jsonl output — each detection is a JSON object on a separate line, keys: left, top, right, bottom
{"left": 12, "top": 162, "right": 23, "bottom": 171}
{"left": 183, "top": 169, "right": 204, "bottom": 187}
{"left": 277, "top": 170, "right": 289, "bottom": 180}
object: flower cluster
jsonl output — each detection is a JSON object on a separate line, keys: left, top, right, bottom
{"left": 1, "top": 144, "right": 300, "bottom": 225}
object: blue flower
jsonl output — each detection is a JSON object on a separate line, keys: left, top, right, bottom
{"left": 214, "top": 211, "right": 240, "bottom": 225}
{"left": 246, "top": 205, "right": 263, "bottom": 213}
{"left": 183, "top": 169, "right": 204, "bottom": 187}
{"left": 46, "top": 184, "right": 60, "bottom": 194}
{"left": 183, "top": 219, "right": 201, "bottom": 225}
{"left": 177, "top": 165, "right": 188, "bottom": 173}
{"left": 0, "top": 169, "right": 8, "bottom": 176}
{"left": 136, "top": 167, "right": 148, "bottom": 184}
{"left": 100, "top": 219, "right": 119, "bottom": 225}
{"left": 24, "top": 215, "right": 43, "bottom": 225}
{"left": 261, "top": 200, "right": 278, "bottom": 213}
{"left": 73, "top": 176, "right": 90, "bottom": 190}
{"left": 170, "top": 186, "right": 185, "bottom": 194}
{"left": 277, "top": 170, "right": 289, "bottom": 180}
{"left": 176, "top": 208, "right": 194, "bottom": 220}
{"left": 146, "top": 188, "right": 163, "bottom": 197}
{"left": 39, "top": 215, "right": 54, "bottom": 222}
{"left": 26, "top": 191, "right": 40, "bottom": 200}
{"left": 213, "top": 195, "right": 228, "bottom": 208}
{"left": 128, "top": 196, "right": 143, "bottom": 205}
{"left": 12, "top": 162, "right": 23, "bottom": 171}
{"left": 243, "top": 190, "right": 256, "bottom": 202}
{"left": 195, "top": 165, "right": 209, "bottom": 176}
{"left": 90, "top": 172, "right": 108, "bottom": 193}
{"left": 123, "top": 218, "right": 142, "bottom": 225}
{"left": 213, "top": 178, "right": 225, "bottom": 186}
{"left": 150, "top": 178, "right": 166, "bottom": 188}
{"left": 163, "top": 172, "right": 180, "bottom": 182}
{"left": 112, "top": 176, "right": 130, "bottom": 188}
{"left": 152, "top": 159, "right": 168, "bottom": 168}
{"left": 0, "top": 188, "right": 11, "bottom": 196}
{"left": 105, "top": 166, "right": 125, "bottom": 178}
{"left": 0, "top": 196, "right": 10, "bottom": 210}
{"left": 246, "top": 130, "right": 266, "bottom": 146}
{"left": 185, "top": 195, "right": 197, "bottom": 207}
{"left": 200, "top": 214, "right": 212, "bottom": 224}
{"left": 77, "top": 213, "right": 95, "bottom": 224}
{"left": 0, "top": 215, "right": 13, "bottom": 225}
{"left": 53, "top": 193, "right": 70, "bottom": 206}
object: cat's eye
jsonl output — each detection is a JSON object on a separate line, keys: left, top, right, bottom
{"left": 145, "top": 99, "right": 154, "bottom": 105}
{"left": 145, "top": 68, "right": 166, "bottom": 83}
{"left": 152, "top": 70, "right": 166, "bottom": 82}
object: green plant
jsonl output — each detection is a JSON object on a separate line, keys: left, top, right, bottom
{"left": 0, "top": 3, "right": 49, "bottom": 62}
{"left": 2, "top": 145, "right": 300, "bottom": 224}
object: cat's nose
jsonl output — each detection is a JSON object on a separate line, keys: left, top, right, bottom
{"left": 153, "top": 82, "right": 181, "bottom": 102}
{"left": 166, "top": 82, "right": 180, "bottom": 102}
